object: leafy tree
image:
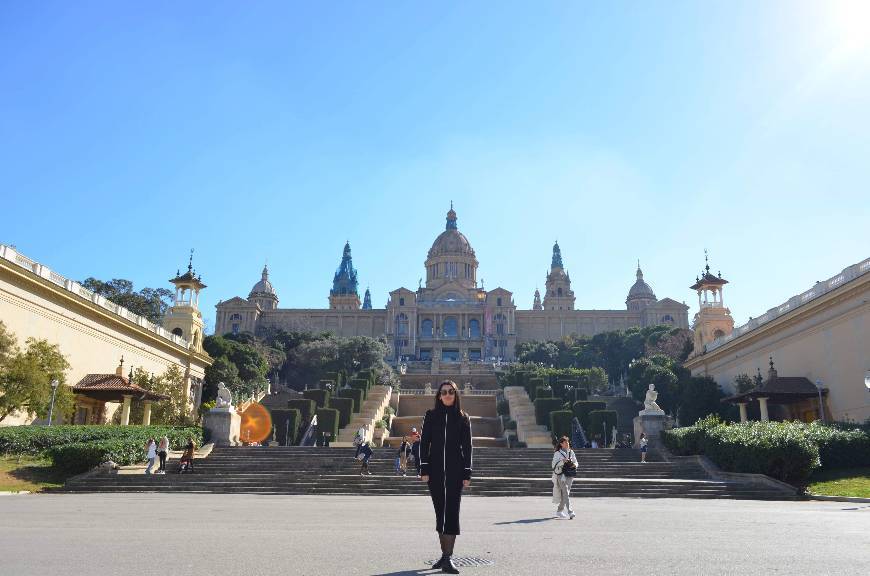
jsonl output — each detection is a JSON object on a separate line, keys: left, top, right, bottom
{"left": 202, "top": 356, "right": 242, "bottom": 403}
{"left": 0, "top": 321, "right": 16, "bottom": 366}
{"left": 0, "top": 336, "right": 73, "bottom": 423}
{"left": 515, "top": 341, "right": 559, "bottom": 365}
{"left": 734, "top": 373, "right": 755, "bottom": 394}
{"left": 677, "top": 375, "right": 728, "bottom": 426}
{"left": 81, "top": 277, "right": 173, "bottom": 324}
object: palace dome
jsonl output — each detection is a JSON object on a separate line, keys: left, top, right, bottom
{"left": 427, "top": 206, "right": 476, "bottom": 259}
{"left": 249, "top": 265, "right": 276, "bottom": 297}
{"left": 627, "top": 264, "right": 656, "bottom": 301}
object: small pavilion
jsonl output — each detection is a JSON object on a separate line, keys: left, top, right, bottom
{"left": 72, "top": 358, "right": 169, "bottom": 425}
{"left": 722, "top": 357, "right": 829, "bottom": 423}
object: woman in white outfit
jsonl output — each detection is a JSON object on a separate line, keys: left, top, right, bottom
{"left": 551, "top": 436, "right": 578, "bottom": 519}
{"left": 145, "top": 438, "right": 157, "bottom": 475}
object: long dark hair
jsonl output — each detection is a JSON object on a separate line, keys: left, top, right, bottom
{"left": 554, "top": 436, "right": 570, "bottom": 452}
{"left": 434, "top": 380, "right": 462, "bottom": 414}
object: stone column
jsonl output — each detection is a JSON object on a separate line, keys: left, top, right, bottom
{"left": 738, "top": 402, "right": 748, "bottom": 423}
{"left": 120, "top": 395, "right": 132, "bottom": 426}
{"left": 758, "top": 397, "right": 769, "bottom": 422}
{"left": 142, "top": 401, "right": 152, "bottom": 426}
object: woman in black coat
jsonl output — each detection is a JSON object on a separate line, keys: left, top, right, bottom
{"left": 420, "top": 380, "right": 472, "bottom": 574}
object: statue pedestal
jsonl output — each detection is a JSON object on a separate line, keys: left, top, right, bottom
{"left": 203, "top": 407, "right": 241, "bottom": 447}
{"left": 633, "top": 411, "right": 673, "bottom": 449}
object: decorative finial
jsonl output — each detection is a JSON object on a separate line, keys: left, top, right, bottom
{"left": 188, "top": 248, "right": 194, "bottom": 272}
{"left": 128, "top": 367, "right": 134, "bottom": 382}
{"left": 769, "top": 356, "right": 774, "bottom": 369}
{"left": 704, "top": 248, "right": 710, "bottom": 273}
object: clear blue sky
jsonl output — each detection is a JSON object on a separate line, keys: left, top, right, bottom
{"left": 2, "top": 1, "right": 868, "bottom": 334}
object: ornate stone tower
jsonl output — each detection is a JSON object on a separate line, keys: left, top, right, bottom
{"left": 248, "top": 265, "right": 278, "bottom": 310}
{"left": 532, "top": 288, "right": 542, "bottom": 310}
{"left": 329, "top": 241, "right": 361, "bottom": 310}
{"left": 626, "top": 261, "right": 657, "bottom": 311}
{"left": 690, "top": 254, "right": 734, "bottom": 355}
{"left": 164, "top": 253, "right": 206, "bottom": 353}
{"left": 424, "top": 203, "right": 479, "bottom": 291}
{"left": 362, "top": 287, "right": 372, "bottom": 310}
{"left": 542, "top": 242, "right": 575, "bottom": 310}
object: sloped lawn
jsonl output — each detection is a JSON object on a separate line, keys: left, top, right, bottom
{"left": 0, "top": 455, "right": 68, "bottom": 492}
{"left": 807, "top": 467, "right": 870, "bottom": 498}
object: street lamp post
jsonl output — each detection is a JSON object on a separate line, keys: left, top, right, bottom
{"left": 47, "top": 379, "right": 59, "bottom": 426}
{"left": 815, "top": 380, "right": 825, "bottom": 424}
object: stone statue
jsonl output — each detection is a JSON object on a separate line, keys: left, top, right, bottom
{"left": 644, "top": 383, "right": 663, "bottom": 412}
{"left": 424, "top": 382, "right": 433, "bottom": 395}
{"left": 216, "top": 382, "right": 234, "bottom": 408}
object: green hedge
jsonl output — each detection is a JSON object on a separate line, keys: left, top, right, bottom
{"left": 303, "top": 389, "right": 330, "bottom": 409}
{"left": 534, "top": 398, "right": 565, "bottom": 428}
{"left": 316, "top": 408, "right": 340, "bottom": 445}
{"left": 287, "top": 399, "right": 317, "bottom": 423}
{"left": 269, "top": 409, "right": 302, "bottom": 446}
{"left": 571, "top": 388, "right": 589, "bottom": 403}
{"left": 0, "top": 425, "right": 203, "bottom": 456}
{"left": 588, "top": 410, "right": 618, "bottom": 444}
{"left": 350, "top": 378, "right": 370, "bottom": 397}
{"left": 497, "top": 398, "right": 510, "bottom": 416}
{"left": 550, "top": 410, "right": 574, "bottom": 443}
{"left": 338, "top": 388, "right": 364, "bottom": 413}
{"left": 802, "top": 422, "right": 870, "bottom": 469}
{"left": 662, "top": 419, "right": 825, "bottom": 484}
{"left": 48, "top": 441, "right": 140, "bottom": 475}
{"left": 535, "top": 387, "right": 553, "bottom": 399}
{"left": 329, "top": 397, "right": 354, "bottom": 429}
{"left": 572, "top": 401, "right": 606, "bottom": 431}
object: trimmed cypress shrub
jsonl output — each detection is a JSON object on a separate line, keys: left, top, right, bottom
{"left": 329, "top": 397, "right": 354, "bottom": 429}
{"left": 550, "top": 410, "right": 573, "bottom": 442}
{"left": 303, "top": 389, "right": 330, "bottom": 408}
{"left": 269, "top": 408, "right": 302, "bottom": 446}
{"left": 350, "top": 378, "right": 370, "bottom": 398}
{"left": 588, "top": 410, "right": 618, "bottom": 444}
{"left": 572, "top": 401, "right": 607, "bottom": 431}
{"left": 535, "top": 387, "right": 553, "bottom": 399}
{"left": 535, "top": 398, "right": 565, "bottom": 428}
{"left": 802, "top": 422, "right": 870, "bottom": 469}
{"left": 316, "top": 408, "right": 340, "bottom": 445}
{"left": 287, "top": 399, "right": 317, "bottom": 423}
{"left": 572, "top": 388, "right": 589, "bottom": 402}
{"left": 338, "top": 388, "right": 364, "bottom": 413}
{"left": 318, "top": 379, "right": 335, "bottom": 390}
{"left": 528, "top": 378, "right": 545, "bottom": 401}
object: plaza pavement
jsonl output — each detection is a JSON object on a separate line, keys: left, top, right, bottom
{"left": 0, "top": 494, "right": 867, "bottom": 576}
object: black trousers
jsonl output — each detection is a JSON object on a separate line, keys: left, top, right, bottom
{"left": 428, "top": 474, "right": 464, "bottom": 535}
{"left": 158, "top": 451, "right": 167, "bottom": 471}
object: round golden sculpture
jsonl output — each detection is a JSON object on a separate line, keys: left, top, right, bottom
{"left": 239, "top": 402, "right": 272, "bottom": 444}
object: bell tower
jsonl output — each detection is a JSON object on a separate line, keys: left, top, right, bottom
{"left": 329, "top": 241, "right": 361, "bottom": 310}
{"left": 689, "top": 252, "right": 734, "bottom": 355}
{"left": 542, "top": 242, "right": 575, "bottom": 310}
{"left": 164, "top": 250, "right": 206, "bottom": 353}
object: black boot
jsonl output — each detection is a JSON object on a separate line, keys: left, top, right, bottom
{"left": 441, "top": 534, "right": 459, "bottom": 574}
{"left": 431, "top": 534, "right": 447, "bottom": 569}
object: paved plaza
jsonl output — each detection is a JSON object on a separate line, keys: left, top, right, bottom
{"left": 1, "top": 494, "right": 868, "bottom": 575}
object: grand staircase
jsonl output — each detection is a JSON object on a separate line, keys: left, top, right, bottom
{"left": 61, "top": 447, "right": 794, "bottom": 500}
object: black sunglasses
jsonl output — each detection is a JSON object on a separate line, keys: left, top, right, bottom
{"left": 439, "top": 388, "right": 456, "bottom": 396}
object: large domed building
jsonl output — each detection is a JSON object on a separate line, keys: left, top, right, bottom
{"left": 215, "top": 206, "right": 689, "bottom": 367}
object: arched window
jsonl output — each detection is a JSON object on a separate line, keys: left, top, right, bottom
{"left": 557, "top": 287, "right": 563, "bottom": 297}
{"left": 713, "top": 329, "right": 725, "bottom": 339}
{"left": 443, "top": 317, "right": 458, "bottom": 338}
{"left": 662, "top": 314, "right": 674, "bottom": 324}
{"left": 399, "top": 297, "right": 405, "bottom": 306}
{"left": 230, "top": 313, "right": 242, "bottom": 321}
{"left": 496, "top": 297, "right": 502, "bottom": 306}
{"left": 172, "top": 327, "right": 183, "bottom": 337}
{"left": 421, "top": 319, "right": 433, "bottom": 337}
{"left": 397, "top": 313, "right": 409, "bottom": 335}
{"left": 469, "top": 319, "right": 480, "bottom": 338}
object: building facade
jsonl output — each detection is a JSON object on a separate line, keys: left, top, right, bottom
{"left": 685, "top": 257, "right": 870, "bottom": 423}
{"left": 215, "top": 207, "right": 690, "bottom": 365}
{"left": 0, "top": 245, "right": 212, "bottom": 426}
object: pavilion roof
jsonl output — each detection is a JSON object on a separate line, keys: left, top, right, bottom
{"left": 73, "top": 374, "right": 169, "bottom": 402}
{"left": 723, "top": 375, "right": 825, "bottom": 405}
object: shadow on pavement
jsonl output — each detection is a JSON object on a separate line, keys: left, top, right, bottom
{"left": 371, "top": 571, "right": 438, "bottom": 576}
{"left": 493, "top": 516, "right": 556, "bottom": 525}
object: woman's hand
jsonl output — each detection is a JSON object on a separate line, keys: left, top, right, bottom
{"left": 421, "top": 475, "right": 429, "bottom": 482}
{"left": 463, "top": 479, "right": 471, "bottom": 488}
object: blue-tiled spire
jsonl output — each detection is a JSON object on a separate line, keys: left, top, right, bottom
{"left": 446, "top": 202, "right": 458, "bottom": 230}
{"left": 331, "top": 241, "right": 359, "bottom": 297}
{"left": 551, "top": 241, "right": 563, "bottom": 269}
{"left": 362, "top": 288, "right": 372, "bottom": 309}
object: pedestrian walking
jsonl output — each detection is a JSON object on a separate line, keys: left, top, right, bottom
{"left": 420, "top": 380, "right": 472, "bottom": 574}
{"left": 178, "top": 438, "right": 196, "bottom": 473}
{"left": 144, "top": 438, "right": 157, "bottom": 475}
{"left": 354, "top": 424, "right": 368, "bottom": 458}
{"left": 358, "top": 438, "right": 373, "bottom": 475}
{"left": 410, "top": 426, "right": 421, "bottom": 477}
{"left": 157, "top": 435, "right": 169, "bottom": 474}
{"left": 396, "top": 436, "right": 411, "bottom": 475}
{"left": 551, "top": 436, "right": 578, "bottom": 519}
{"left": 639, "top": 433, "right": 648, "bottom": 463}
